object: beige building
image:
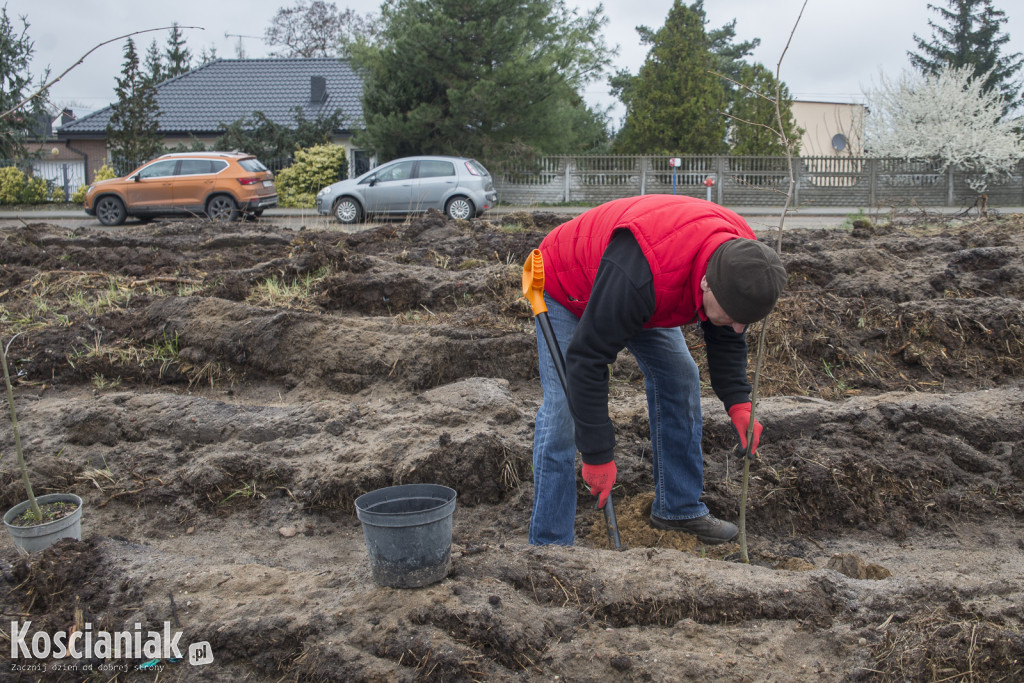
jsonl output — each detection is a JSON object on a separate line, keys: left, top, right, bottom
{"left": 791, "top": 100, "right": 867, "bottom": 157}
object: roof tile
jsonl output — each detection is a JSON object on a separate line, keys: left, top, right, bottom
{"left": 60, "top": 58, "right": 363, "bottom": 136}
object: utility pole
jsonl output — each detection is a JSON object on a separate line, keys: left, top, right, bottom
{"left": 224, "top": 33, "right": 262, "bottom": 59}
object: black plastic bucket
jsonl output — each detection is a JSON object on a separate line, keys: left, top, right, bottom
{"left": 355, "top": 484, "right": 457, "bottom": 588}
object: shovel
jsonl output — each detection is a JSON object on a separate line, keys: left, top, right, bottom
{"left": 522, "top": 249, "right": 624, "bottom": 551}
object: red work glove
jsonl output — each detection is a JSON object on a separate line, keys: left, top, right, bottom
{"left": 581, "top": 461, "right": 616, "bottom": 509}
{"left": 728, "top": 403, "right": 763, "bottom": 456}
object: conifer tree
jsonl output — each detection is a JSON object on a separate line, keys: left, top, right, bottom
{"left": 0, "top": 6, "right": 47, "bottom": 160}
{"left": 344, "top": 0, "right": 610, "bottom": 162}
{"left": 909, "top": 0, "right": 1022, "bottom": 109}
{"left": 611, "top": 0, "right": 727, "bottom": 154}
{"left": 728, "top": 63, "right": 802, "bottom": 156}
{"left": 144, "top": 39, "right": 164, "bottom": 84}
{"left": 106, "top": 38, "right": 163, "bottom": 173}
{"left": 199, "top": 45, "right": 219, "bottom": 65}
{"left": 164, "top": 23, "right": 192, "bottom": 78}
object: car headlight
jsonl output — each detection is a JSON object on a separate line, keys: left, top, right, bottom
{"left": 317, "top": 187, "right": 329, "bottom": 196}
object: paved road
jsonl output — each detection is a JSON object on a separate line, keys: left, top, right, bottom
{"left": 1, "top": 204, "right": 1014, "bottom": 233}
{"left": 0, "top": 209, "right": 855, "bottom": 232}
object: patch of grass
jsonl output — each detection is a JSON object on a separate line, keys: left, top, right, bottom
{"left": 68, "top": 330, "right": 181, "bottom": 379}
{"left": 427, "top": 250, "right": 451, "bottom": 270}
{"left": 64, "top": 276, "right": 133, "bottom": 317}
{"left": 78, "top": 463, "right": 117, "bottom": 493}
{"left": 219, "top": 481, "right": 267, "bottom": 505}
{"left": 495, "top": 222, "right": 529, "bottom": 233}
{"left": 184, "top": 360, "right": 226, "bottom": 390}
{"left": 91, "top": 373, "right": 121, "bottom": 390}
{"left": 0, "top": 308, "right": 43, "bottom": 335}
{"left": 822, "top": 359, "right": 852, "bottom": 394}
{"left": 246, "top": 267, "right": 331, "bottom": 309}
{"left": 176, "top": 282, "right": 204, "bottom": 297}
{"left": 841, "top": 208, "right": 872, "bottom": 230}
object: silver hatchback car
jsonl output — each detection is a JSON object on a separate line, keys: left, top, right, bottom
{"left": 316, "top": 155, "right": 497, "bottom": 223}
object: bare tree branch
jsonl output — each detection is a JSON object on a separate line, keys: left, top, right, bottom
{"left": 772, "top": 0, "right": 807, "bottom": 240}
{"left": 1, "top": 26, "right": 203, "bottom": 121}
{"left": 712, "top": 70, "right": 777, "bottom": 104}
{"left": 737, "top": 0, "right": 808, "bottom": 565}
{"left": 721, "top": 111, "right": 781, "bottom": 139}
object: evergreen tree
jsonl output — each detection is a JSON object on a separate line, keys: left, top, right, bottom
{"left": 727, "top": 63, "right": 801, "bottom": 156}
{"left": 611, "top": 0, "right": 727, "bottom": 154}
{"left": 199, "top": 45, "right": 219, "bottom": 65}
{"left": 106, "top": 38, "right": 163, "bottom": 173}
{"left": 144, "top": 39, "right": 164, "bottom": 84}
{"left": 707, "top": 17, "right": 760, "bottom": 95}
{"left": 164, "top": 23, "right": 192, "bottom": 78}
{"left": 344, "top": 0, "right": 611, "bottom": 163}
{"left": 214, "top": 108, "right": 344, "bottom": 161}
{"left": 908, "top": 0, "right": 1023, "bottom": 109}
{"left": 0, "top": 6, "right": 47, "bottom": 160}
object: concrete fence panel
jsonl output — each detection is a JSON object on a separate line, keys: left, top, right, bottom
{"left": 493, "top": 155, "right": 1024, "bottom": 208}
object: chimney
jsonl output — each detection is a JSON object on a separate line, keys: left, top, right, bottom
{"left": 310, "top": 76, "right": 327, "bottom": 103}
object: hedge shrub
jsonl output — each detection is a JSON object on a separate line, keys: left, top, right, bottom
{"left": 21, "top": 175, "right": 48, "bottom": 204}
{"left": 275, "top": 144, "right": 348, "bottom": 208}
{"left": 0, "top": 167, "right": 26, "bottom": 204}
{"left": 71, "top": 163, "right": 117, "bottom": 204}
{"left": 0, "top": 166, "right": 73, "bottom": 204}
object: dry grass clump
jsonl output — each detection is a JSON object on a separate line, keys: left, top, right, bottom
{"left": 866, "top": 611, "right": 1023, "bottom": 682}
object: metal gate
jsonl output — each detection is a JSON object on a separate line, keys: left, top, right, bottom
{"left": 29, "top": 159, "right": 87, "bottom": 199}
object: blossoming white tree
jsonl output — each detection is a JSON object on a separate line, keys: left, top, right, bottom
{"left": 865, "top": 64, "right": 1024, "bottom": 192}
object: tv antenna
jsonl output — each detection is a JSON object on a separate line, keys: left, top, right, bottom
{"left": 224, "top": 32, "right": 261, "bottom": 58}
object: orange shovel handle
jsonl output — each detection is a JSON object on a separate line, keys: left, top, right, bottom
{"left": 521, "top": 248, "right": 624, "bottom": 551}
{"left": 522, "top": 249, "right": 548, "bottom": 316}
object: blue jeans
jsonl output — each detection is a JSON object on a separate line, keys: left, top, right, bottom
{"left": 529, "top": 295, "right": 708, "bottom": 545}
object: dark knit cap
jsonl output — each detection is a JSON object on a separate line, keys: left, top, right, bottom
{"left": 706, "top": 239, "right": 787, "bottom": 324}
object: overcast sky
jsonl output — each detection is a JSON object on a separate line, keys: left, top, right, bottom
{"left": 12, "top": 0, "right": 1024, "bottom": 123}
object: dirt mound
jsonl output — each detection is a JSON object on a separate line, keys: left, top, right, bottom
{"left": 1, "top": 211, "right": 1022, "bottom": 680}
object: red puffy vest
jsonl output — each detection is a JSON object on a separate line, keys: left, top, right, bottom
{"left": 539, "top": 195, "right": 756, "bottom": 328}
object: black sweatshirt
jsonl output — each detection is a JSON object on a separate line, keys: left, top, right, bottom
{"left": 564, "top": 230, "right": 752, "bottom": 465}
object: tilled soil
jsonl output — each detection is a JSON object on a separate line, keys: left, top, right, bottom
{"left": 0, "top": 209, "right": 1022, "bottom": 681}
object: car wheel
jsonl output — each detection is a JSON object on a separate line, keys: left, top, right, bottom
{"left": 445, "top": 196, "right": 474, "bottom": 221}
{"left": 207, "top": 195, "right": 239, "bottom": 221}
{"left": 95, "top": 196, "right": 127, "bottom": 226}
{"left": 333, "top": 197, "right": 362, "bottom": 224}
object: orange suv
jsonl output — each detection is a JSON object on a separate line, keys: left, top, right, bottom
{"left": 84, "top": 152, "right": 278, "bottom": 225}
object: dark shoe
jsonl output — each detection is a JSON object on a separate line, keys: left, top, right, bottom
{"left": 650, "top": 512, "right": 739, "bottom": 544}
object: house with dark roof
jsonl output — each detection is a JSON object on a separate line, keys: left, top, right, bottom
{"left": 57, "top": 57, "right": 365, "bottom": 185}
{"left": 19, "top": 109, "right": 88, "bottom": 198}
